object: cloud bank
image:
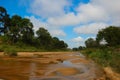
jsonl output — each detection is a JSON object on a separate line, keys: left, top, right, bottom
{"left": 24, "top": 0, "right": 120, "bottom": 48}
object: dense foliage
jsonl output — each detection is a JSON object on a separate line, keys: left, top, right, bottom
{"left": 84, "top": 26, "right": 120, "bottom": 48}
{"left": 0, "top": 6, "right": 68, "bottom": 51}
{"left": 72, "top": 46, "right": 85, "bottom": 51}
{"left": 85, "top": 38, "right": 98, "bottom": 48}
{"left": 0, "top": 6, "right": 10, "bottom": 34}
{"left": 83, "top": 26, "right": 120, "bottom": 74}
{"left": 96, "top": 26, "right": 120, "bottom": 46}
{"left": 82, "top": 47, "right": 120, "bottom": 73}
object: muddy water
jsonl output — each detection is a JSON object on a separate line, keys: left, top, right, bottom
{"left": 0, "top": 52, "right": 105, "bottom": 80}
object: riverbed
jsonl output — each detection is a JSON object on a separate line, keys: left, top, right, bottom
{"left": 0, "top": 52, "right": 105, "bottom": 80}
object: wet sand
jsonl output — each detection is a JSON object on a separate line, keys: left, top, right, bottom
{"left": 0, "top": 52, "right": 105, "bottom": 80}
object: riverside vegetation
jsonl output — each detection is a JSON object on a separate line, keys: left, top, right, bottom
{"left": 82, "top": 47, "right": 120, "bottom": 73}
{"left": 75, "top": 26, "right": 120, "bottom": 77}
{"left": 0, "top": 6, "right": 68, "bottom": 56}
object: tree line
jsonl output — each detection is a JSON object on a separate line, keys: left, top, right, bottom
{"left": 72, "top": 26, "right": 120, "bottom": 50}
{"left": 85, "top": 26, "right": 120, "bottom": 48}
{"left": 0, "top": 6, "right": 68, "bottom": 50}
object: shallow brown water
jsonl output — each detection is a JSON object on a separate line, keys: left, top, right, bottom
{"left": 0, "top": 52, "right": 105, "bottom": 80}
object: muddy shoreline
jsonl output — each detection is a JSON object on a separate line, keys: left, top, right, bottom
{"left": 0, "top": 52, "right": 110, "bottom": 80}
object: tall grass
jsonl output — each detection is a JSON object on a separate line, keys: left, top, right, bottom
{"left": 0, "top": 44, "right": 42, "bottom": 52}
{"left": 82, "top": 47, "right": 120, "bottom": 73}
{"left": 0, "top": 43, "right": 69, "bottom": 52}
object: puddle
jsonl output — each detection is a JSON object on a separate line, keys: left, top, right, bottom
{"left": 46, "top": 67, "right": 81, "bottom": 76}
{"left": 45, "top": 58, "right": 89, "bottom": 77}
{"left": 62, "top": 61, "right": 73, "bottom": 66}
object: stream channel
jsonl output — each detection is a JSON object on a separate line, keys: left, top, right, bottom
{"left": 0, "top": 52, "right": 105, "bottom": 80}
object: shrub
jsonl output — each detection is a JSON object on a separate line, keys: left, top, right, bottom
{"left": 83, "top": 48, "right": 120, "bottom": 73}
{"left": 0, "top": 45, "right": 8, "bottom": 51}
{"left": 89, "top": 50, "right": 111, "bottom": 66}
{"left": 109, "top": 52, "right": 120, "bottom": 73}
{"left": 4, "top": 49, "right": 18, "bottom": 57}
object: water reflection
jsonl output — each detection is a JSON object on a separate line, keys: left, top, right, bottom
{"left": 29, "top": 62, "right": 36, "bottom": 80}
{"left": 62, "top": 61, "right": 73, "bottom": 66}
{"left": 45, "top": 58, "right": 89, "bottom": 77}
{"left": 62, "top": 60, "right": 89, "bottom": 72}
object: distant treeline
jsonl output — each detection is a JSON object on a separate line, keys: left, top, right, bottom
{"left": 85, "top": 26, "right": 120, "bottom": 48}
{"left": 0, "top": 6, "right": 68, "bottom": 51}
{"left": 73, "top": 26, "right": 120, "bottom": 50}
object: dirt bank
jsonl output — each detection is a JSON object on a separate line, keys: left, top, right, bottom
{"left": 104, "top": 67, "right": 120, "bottom": 80}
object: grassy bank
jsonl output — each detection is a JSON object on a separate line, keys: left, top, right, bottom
{"left": 0, "top": 43, "right": 69, "bottom": 52}
{"left": 0, "top": 44, "right": 43, "bottom": 52}
{"left": 81, "top": 47, "right": 120, "bottom": 73}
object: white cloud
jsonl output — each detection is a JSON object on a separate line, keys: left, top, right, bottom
{"left": 74, "top": 23, "right": 108, "bottom": 34}
{"left": 76, "top": 3, "right": 109, "bottom": 22}
{"left": 70, "top": 36, "right": 98, "bottom": 48}
{"left": 26, "top": 16, "right": 47, "bottom": 31}
{"left": 92, "top": 0, "right": 120, "bottom": 14}
{"left": 71, "top": 36, "right": 85, "bottom": 47}
{"left": 48, "top": 13, "right": 78, "bottom": 26}
{"left": 91, "top": 0, "right": 120, "bottom": 26}
{"left": 48, "top": 12, "right": 90, "bottom": 27}
{"left": 49, "top": 29, "right": 66, "bottom": 37}
{"left": 30, "top": 0, "right": 69, "bottom": 18}
{"left": 26, "top": 16, "right": 66, "bottom": 37}
{"left": 72, "top": 36, "right": 84, "bottom": 42}
{"left": 47, "top": 3, "right": 109, "bottom": 27}
{"left": 28, "top": 0, "right": 120, "bottom": 27}
{"left": 28, "top": 0, "right": 120, "bottom": 28}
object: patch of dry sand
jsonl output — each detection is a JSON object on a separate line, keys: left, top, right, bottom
{"left": 104, "top": 67, "right": 120, "bottom": 80}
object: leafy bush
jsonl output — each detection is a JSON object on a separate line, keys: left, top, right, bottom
{"left": 4, "top": 49, "right": 18, "bottom": 57}
{"left": 83, "top": 48, "right": 120, "bottom": 73}
{"left": 109, "top": 52, "right": 120, "bottom": 73}
{"left": 0, "top": 45, "right": 8, "bottom": 51}
{"left": 89, "top": 50, "right": 111, "bottom": 66}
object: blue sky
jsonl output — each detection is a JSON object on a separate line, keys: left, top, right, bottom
{"left": 0, "top": 0, "right": 120, "bottom": 48}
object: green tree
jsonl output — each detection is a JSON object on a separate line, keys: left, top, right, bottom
{"left": 36, "top": 27, "right": 52, "bottom": 49}
{"left": 9, "top": 15, "right": 22, "bottom": 43}
{"left": 96, "top": 26, "right": 120, "bottom": 46}
{"left": 0, "top": 6, "right": 10, "bottom": 35}
{"left": 78, "top": 46, "right": 85, "bottom": 50}
{"left": 52, "top": 37, "right": 68, "bottom": 50}
{"left": 0, "top": 7, "right": 69, "bottom": 50}
{"left": 52, "top": 37, "right": 60, "bottom": 49}
{"left": 8, "top": 15, "right": 34, "bottom": 44}
{"left": 85, "top": 38, "right": 98, "bottom": 48}
{"left": 57, "top": 40, "right": 68, "bottom": 49}
{"left": 20, "top": 18, "right": 34, "bottom": 44}
{"left": 72, "top": 47, "right": 78, "bottom": 51}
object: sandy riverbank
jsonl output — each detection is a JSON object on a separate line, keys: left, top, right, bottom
{"left": 0, "top": 52, "right": 106, "bottom": 80}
